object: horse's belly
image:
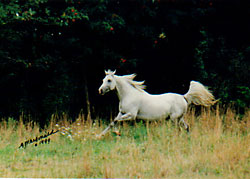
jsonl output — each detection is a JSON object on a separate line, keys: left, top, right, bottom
{"left": 137, "top": 102, "right": 170, "bottom": 121}
{"left": 137, "top": 113, "right": 167, "bottom": 121}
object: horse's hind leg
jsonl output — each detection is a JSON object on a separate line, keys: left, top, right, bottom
{"left": 170, "top": 113, "right": 189, "bottom": 133}
{"left": 179, "top": 117, "right": 189, "bottom": 133}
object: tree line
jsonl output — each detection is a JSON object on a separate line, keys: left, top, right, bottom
{"left": 0, "top": 0, "right": 249, "bottom": 124}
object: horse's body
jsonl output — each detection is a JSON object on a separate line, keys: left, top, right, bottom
{"left": 98, "top": 70, "right": 216, "bottom": 137}
{"left": 136, "top": 93, "right": 187, "bottom": 121}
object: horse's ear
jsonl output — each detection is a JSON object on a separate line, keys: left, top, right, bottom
{"left": 111, "top": 70, "right": 116, "bottom": 75}
{"left": 105, "top": 69, "right": 116, "bottom": 75}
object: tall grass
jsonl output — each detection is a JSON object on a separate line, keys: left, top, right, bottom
{"left": 0, "top": 106, "right": 249, "bottom": 178}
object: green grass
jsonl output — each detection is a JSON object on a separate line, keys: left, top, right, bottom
{"left": 0, "top": 107, "right": 249, "bottom": 178}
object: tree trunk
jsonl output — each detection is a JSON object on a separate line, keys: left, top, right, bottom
{"left": 84, "top": 77, "right": 91, "bottom": 122}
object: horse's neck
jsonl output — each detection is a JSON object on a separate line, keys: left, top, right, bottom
{"left": 114, "top": 76, "right": 138, "bottom": 101}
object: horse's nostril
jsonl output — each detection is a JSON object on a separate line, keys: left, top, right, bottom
{"left": 99, "top": 89, "right": 103, "bottom": 95}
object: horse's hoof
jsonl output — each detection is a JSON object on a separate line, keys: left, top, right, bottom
{"left": 113, "top": 130, "right": 121, "bottom": 136}
{"left": 96, "top": 134, "right": 102, "bottom": 139}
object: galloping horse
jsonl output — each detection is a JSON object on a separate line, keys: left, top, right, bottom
{"left": 98, "top": 70, "right": 217, "bottom": 137}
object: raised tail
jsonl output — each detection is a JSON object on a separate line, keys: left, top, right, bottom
{"left": 184, "top": 81, "right": 218, "bottom": 107}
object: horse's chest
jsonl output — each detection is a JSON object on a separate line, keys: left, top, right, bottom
{"left": 119, "top": 99, "right": 138, "bottom": 112}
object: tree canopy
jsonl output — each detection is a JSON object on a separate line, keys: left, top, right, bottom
{"left": 0, "top": 0, "right": 249, "bottom": 123}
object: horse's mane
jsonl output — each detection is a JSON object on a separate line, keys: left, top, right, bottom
{"left": 122, "top": 74, "right": 146, "bottom": 92}
{"left": 105, "top": 70, "right": 146, "bottom": 92}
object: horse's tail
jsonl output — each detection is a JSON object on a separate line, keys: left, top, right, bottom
{"left": 184, "top": 81, "right": 218, "bottom": 107}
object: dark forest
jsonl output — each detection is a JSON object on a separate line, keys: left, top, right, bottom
{"left": 0, "top": 0, "right": 249, "bottom": 124}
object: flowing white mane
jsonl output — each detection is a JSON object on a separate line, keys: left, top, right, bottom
{"left": 122, "top": 74, "right": 146, "bottom": 92}
{"left": 105, "top": 70, "right": 146, "bottom": 92}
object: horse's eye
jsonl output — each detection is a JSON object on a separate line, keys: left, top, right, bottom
{"left": 107, "top": 79, "right": 112, "bottom": 83}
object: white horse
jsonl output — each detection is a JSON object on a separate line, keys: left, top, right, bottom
{"left": 98, "top": 70, "right": 217, "bottom": 137}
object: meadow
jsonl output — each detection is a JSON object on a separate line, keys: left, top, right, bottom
{"left": 0, "top": 106, "right": 249, "bottom": 178}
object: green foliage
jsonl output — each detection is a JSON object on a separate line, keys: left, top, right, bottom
{"left": 194, "top": 30, "right": 210, "bottom": 80}
{"left": 235, "top": 86, "right": 250, "bottom": 108}
{"left": 194, "top": 28, "right": 250, "bottom": 109}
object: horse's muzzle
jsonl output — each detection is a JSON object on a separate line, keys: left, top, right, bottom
{"left": 99, "top": 89, "right": 104, "bottom": 95}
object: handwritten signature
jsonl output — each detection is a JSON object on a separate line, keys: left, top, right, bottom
{"left": 19, "top": 129, "right": 59, "bottom": 149}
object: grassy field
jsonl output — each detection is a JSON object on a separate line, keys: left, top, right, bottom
{"left": 0, "top": 107, "right": 249, "bottom": 178}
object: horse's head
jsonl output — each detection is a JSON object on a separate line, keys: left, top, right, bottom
{"left": 99, "top": 70, "right": 116, "bottom": 95}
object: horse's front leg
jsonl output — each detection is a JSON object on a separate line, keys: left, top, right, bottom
{"left": 97, "top": 112, "right": 123, "bottom": 138}
{"left": 111, "top": 112, "right": 136, "bottom": 135}
{"left": 115, "top": 112, "right": 135, "bottom": 122}
{"left": 97, "top": 112, "right": 135, "bottom": 138}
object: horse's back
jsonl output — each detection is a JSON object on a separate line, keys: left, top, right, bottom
{"left": 148, "top": 92, "right": 186, "bottom": 105}
{"left": 137, "top": 92, "right": 187, "bottom": 120}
